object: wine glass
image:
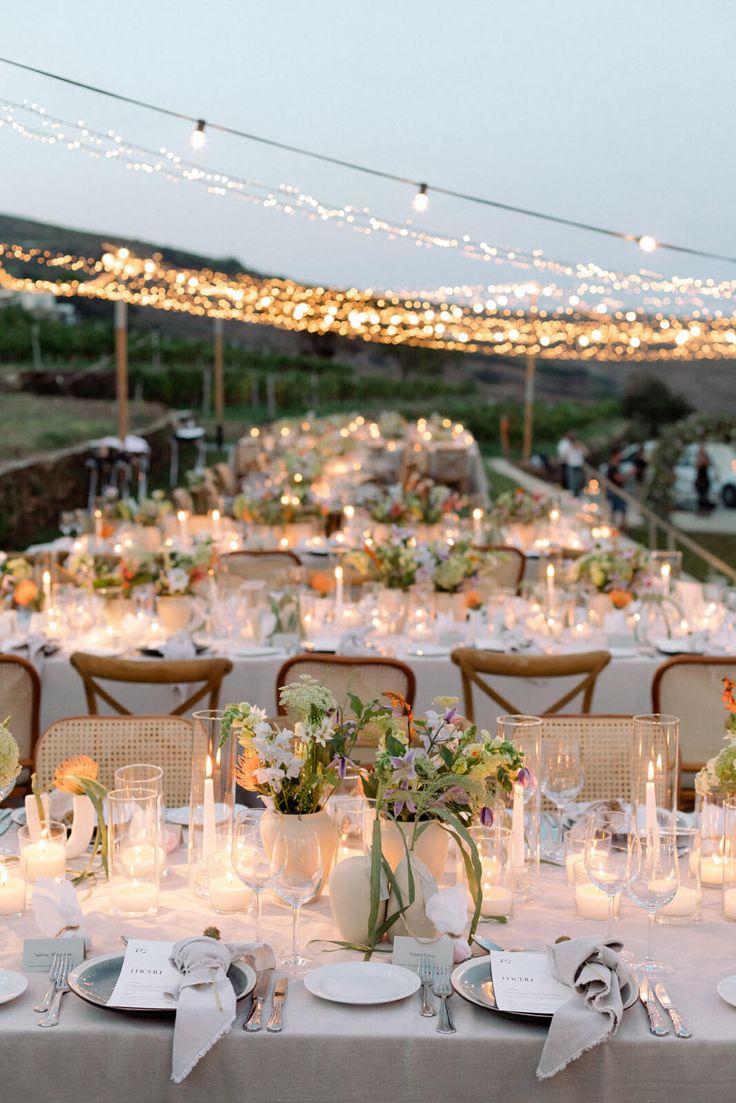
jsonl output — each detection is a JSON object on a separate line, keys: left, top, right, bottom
{"left": 270, "top": 831, "right": 323, "bottom": 974}
{"left": 541, "top": 737, "right": 583, "bottom": 860}
{"left": 626, "top": 828, "right": 679, "bottom": 976}
{"left": 232, "top": 811, "right": 272, "bottom": 943}
{"left": 583, "top": 809, "right": 633, "bottom": 940}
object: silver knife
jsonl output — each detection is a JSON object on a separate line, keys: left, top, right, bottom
{"left": 654, "top": 982, "right": 692, "bottom": 1038}
{"left": 639, "top": 977, "right": 669, "bottom": 1036}
{"left": 244, "top": 969, "right": 273, "bottom": 1032}
{"left": 266, "top": 977, "right": 288, "bottom": 1033}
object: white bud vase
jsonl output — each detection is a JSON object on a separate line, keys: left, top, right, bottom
{"left": 329, "top": 854, "right": 386, "bottom": 945}
{"left": 386, "top": 853, "right": 439, "bottom": 942}
{"left": 380, "top": 819, "right": 449, "bottom": 880}
{"left": 65, "top": 794, "right": 96, "bottom": 859}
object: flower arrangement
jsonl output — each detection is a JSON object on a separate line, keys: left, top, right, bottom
{"left": 0, "top": 717, "right": 20, "bottom": 793}
{"left": 113, "top": 490, "right": 172, "bottom": 527}
{"left": 367, "top": 479, "right": 467, "bottom": 526}
{"left": 224, "top": 676, "right": 389, "bottom": 815}
{"left": 347, "top": 532, "right": 419, "bottom": 591}
{"left": 121, "top": 541, "right": 214, "bottom": 595}
{"left": 0, "top": 557, "right": 41, "bottom": 611}
{"left": 695, "top": 679, "right": 736, "bottom": 797}
{"left": 414, "top": 540, "right": 483, "bottom": 594}
{"left": 65, "top": 551, "right": 124, "bottom": 591}
{"left": 569, "top": 543, "right": 651, "bottom": 600}
{"left": 490, "top": 488, "right": 552, "bottom": 528}
{"left": 233, "top": 481, "right": 320, "bottom": 526}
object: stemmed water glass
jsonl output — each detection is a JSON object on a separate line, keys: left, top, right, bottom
{"left": 232, "top": 811, "right": 272, "bottom": 943}
{"left": 583, "top": 809, "right": 633, "bottom": 940}
{"left": 626, "top": 827, "right": 679, "bottom": 976}
{"left": 541, "top": 737, "right": 583, "bottom": 860}
{"left": 270, "top": 830, "right": 323, "bottom": 974}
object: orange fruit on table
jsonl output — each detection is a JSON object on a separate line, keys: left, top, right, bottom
{"left": 310, "top": 571, "right": 335, "bottom": 596}
{"left": 608, "top": 589, "right": 633, "bottom": 609}
{"left": 13, "top": 579, "right": 38, "bottom": 607}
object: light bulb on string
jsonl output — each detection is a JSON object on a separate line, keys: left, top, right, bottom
{"left": 190, "top": 119, "right": 207, "bottom": 150}
{"left": 638, "top": 234, "right": 657, "bottom": 253}
{"left": 412, "top": 183, "right": 429, "bottom": 213}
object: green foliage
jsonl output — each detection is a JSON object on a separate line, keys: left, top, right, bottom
{"left": 622, "top": 376, "right": 693, "bottom": 438}
{"left": 646, "top": 412, "right": 736, "bottom": 514}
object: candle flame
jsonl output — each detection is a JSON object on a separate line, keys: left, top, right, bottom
{"left": 647, "top": 760, "right": 655, "bottom": 782}
{"left": 206, "top": 754, "right": 213, "bottom": 779}
{"left": 177, "top": 509, "right": 187, "bottom": 522}
{"left": 215, "top": 747, "right": 221, "bottom": 768}
{"left": 661, "top": 563, "right": 671, "bottom": 579}
{"left": 335, "top": 565, "right": 343, "bottom": 581}
{"left": 546, "top": 563, "right": 555, "bottom": 580}
{"left": 42, "top": 569, "right": 51, "bottom": 586}
{"left": 472, "top": 507, "right": 483, "bottom": 521}
{"left": 656, "top": 752, "right": 662, "bottom": 771}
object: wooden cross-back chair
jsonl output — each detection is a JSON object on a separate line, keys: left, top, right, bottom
{"left": 69, "top": 652, "right": 233, "bottom": 716}
{"left": 450, "top": 647, "right": 612, "bottom": 722}
{"left": 0, "top": 654, "right": 41, "bottom": 791}
{"left": 540, "top": 715, "right": 636, "bottom": 805}
{"left": 220, "top": 549, "right": 301, "bottom": 587}
{"left": 470, "top": 545, "right": 526, "bottom": 594}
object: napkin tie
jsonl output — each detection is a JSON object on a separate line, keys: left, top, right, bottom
{"left": 536, "top": 937, "right": 633, "bottom": 1081}
{"left": 166, "top": 936, "right": 275, "bottom": 1083}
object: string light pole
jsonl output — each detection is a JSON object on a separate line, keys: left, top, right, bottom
{"left": 213, "top": 317, "right": 225, "bottom": 449}
{"left": 522, "top": 284, "right": 539, "bottom": 465}
{"left": 114, "top": 299, "right": 129, "bottom": 444}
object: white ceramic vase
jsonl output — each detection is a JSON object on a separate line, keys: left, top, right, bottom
{"left": 156, "top": 595, "right": 193, "bottom": 634}
{"left": 260, "top": 807, "right": 337, "bottom": 900}
{"left": 65, "top": 794, "right": 96, "bottom": 859}
{"left": 329, "top": 853, "right": 386, "bottom": 945}
{"left": 386, "top": 853, "right": 439, "bottom": 942}
{"left": 380, "top": 819, "right": 449, "bottom": 881}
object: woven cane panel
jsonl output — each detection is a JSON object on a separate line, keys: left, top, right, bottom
{"left": 36, "top": 716, "right": 196, "bottom": 805}
{"left": 0, "top": 658, "right": 38, "bottom": 761}
{"left": 221, "top": 552, "right": 298, "bottom": 586}
{"left": 541, "top": 716, "right": 634, "bottom": 805}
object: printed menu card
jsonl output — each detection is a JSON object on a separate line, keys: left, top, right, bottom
{"left": 108, "top": 940, "right": 181, "bottom": 1009}
{"left": 489, "top": 951, "right": 571, "bottom": 1014}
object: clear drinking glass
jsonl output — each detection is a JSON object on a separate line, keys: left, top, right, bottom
{"left": 583, "top": 810, "right": 633, "bottom": 940}
{"left": 107, "top": 788, "right": 160, "bottom": 917}
{"left": 626, "top": 829, "right": 679, "bottom": 975}
{"left": 270, "top": 830, "right": 323, "bottom": 974}
{"left": 232, "top": 811, "right": 272, "bottom": 942}
{"left": 541, "top": 737, "right": 583, "bottom": 860}
{"left": 114, "top": 763, "right": 167, "bottom": 878}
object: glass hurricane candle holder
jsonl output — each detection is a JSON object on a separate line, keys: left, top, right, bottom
{"left": 574, "top": 860, "right": 621, "bottom": 923}
{"left": 470, "top": 826, "right": 514, "bottom": 920}
{"left": 114, "top": 763, "right": 167, "bottom": 879}
{"left": 658, "top": 826, "right": 701, "bottom": 924}
{"left": 188, "top": 710, "right": 236, "bottom": 897}
{"left": 722, "top": 797, "right": 736, "bottom": 922}
{"left": 650, "top": 550, "right": 683, "bottom": 596}
{"left": 497, "top": 715, "right": 542, "bottom": 901}
{"left": 632, "top": 714, "right": 679, "bottom": 833}
{"left": 18, "top": 820, "right": 67, "bottom": 883}
{"left": 0, "top": 852, "right": 26, "bottom": 917}
{"left": 108, "top": 788, "right": 159, "bottom": 917}
{"left": 208, "top": 851, "right": 253, "bottom": 914}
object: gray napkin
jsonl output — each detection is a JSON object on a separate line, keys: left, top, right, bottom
{"left": 161, "top": 632, "right": 197, "bottom": 660}
{"left": 166, "top": 936, "right": 275, "bottom": 1083}
{"left": 536, "top": 937, "right": 633, "bottom": 1081}
{"left": 337, "top": 628, "right": 374, "bottom": 656}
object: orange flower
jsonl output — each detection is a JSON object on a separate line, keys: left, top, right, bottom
{"left": 608, "top": 589, "right": 633, "bottom": 609}
{"left": 13, "top": 579, "right": 38, "bottom": 607}
{"left": 722, "top": 678, "right": 736, "bottom": 714}
{"left": 310, "top": 571, "right": 335, "bottom": 596}
{"left": 464, "top": 589, "right": 482, "bottom": 610}
{"left": 235, "top": 753, "right": 261, "bottom": 792}
{"left": 54, "top": 755, "right": 99, "bottom": 794}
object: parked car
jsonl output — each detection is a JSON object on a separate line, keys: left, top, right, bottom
{"left": 674, "top": 442, "right": 736, "bottom": 509}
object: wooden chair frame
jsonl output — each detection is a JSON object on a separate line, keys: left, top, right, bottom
{"left": 69, "top": 652, "right": 233, "bottom": 716}
{"left": 0, "top": 653, "right": 41, "bottom": 767}
{"left": 652, "top": 654, "right": 736, "bottom": 775}
{"left": 470, "top": 544, "right": 526, "bottom": 593}
{"left": 275, "top": 653, "right": 416, "bottom": 715}
{"left": 451, "top": 647, "right": 611, "bottom": 721}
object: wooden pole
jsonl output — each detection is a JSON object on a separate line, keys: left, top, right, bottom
{"left": 213, "top": 317, "right": 225, "bottom": 449}
{"left": 522, "top": 291, "right": 538, "bottom": 464}
{"left": 115, "top": 300, "right": 129, "bottom": 444}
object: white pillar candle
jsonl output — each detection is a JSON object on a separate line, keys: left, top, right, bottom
{"left": 661, "top": 563, "right": 671, "bottom": 596}
{"left": 42, "top": 569, "right": 52, "bottom": 606}
{"left": 645, "top": 760, "right": 658, "bottom": 839}
{"left": 481, "top": 885, "right": 513, "bottom": 918}
{"left": 512, "top": 784, "right": 525, "bottom": 869}
{"left": 24, "top": 794, "right": 50, "bottom": 839}
{"left": 120, "top": 843, "right": 166, "bottom": 878}
{"left": 202, "top": 754, "right": 218, "bottom": 862}
{"left": 565, "top": 852, "right": 584, "bottom": 885}
{"left": 177, "top": 509, "right": 188, "bottom": 546}
{"left": 472, "top": 507, "right": 483, "bottom": 544}
{"left": 659, "top": 885, "right": 700, "bottom": 918}
{"left": 545, "top": 563, "right": 555, "bottom": 600}
{"left": 701, "top": 854, "right": 724, "bottom": 886}
{"left": 209, "top": 870, "right": 253, "bottom": 913}
{"left": 210, "top": 508, "right": 222, "bottom": 541}
{"left": 575, "top": 883, "right": 621, "bottom": 921}
{"left": 21, "top": 837, "right": 67, "bottom": 882}
{"left": 94, "top": 509, "right": 103, "bottom": 544}
{"left": 334, "top": 564, "right": 344, "bottom": 622}
{"left": 0, "top": 866, "right": 26, "bottom": 916}
{"left": 724, "top": 888, "right": 736, "bottom": 921}
{"left": 109, "top": 879, "right": 159, "bottom": 915}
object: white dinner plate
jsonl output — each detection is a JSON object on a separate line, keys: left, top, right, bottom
{"left": 78, "top": 646, "right": 121, "bottom": 658}
{"left": 717, "top": 974, "right": 736, "bottom": 1008}
{"left": 230, "top": 646, "right": 282, "bottom": 658}
{"left": 656, "top": 638, "right": 706, "bottom": 655}
{"left": 165, "top": 801, "right": 250, "bottom": 826}
{"left": 609, "top": 646, "right": 640, "bottom": 659}
{"left": 0, "top": 970, "right": 28, "bottom": 1005}
{"left": 304, "top": 962, "right": 421, "bottom": 1005}
{"left": 404, "top": 644, "right": 450, "bottom": 658}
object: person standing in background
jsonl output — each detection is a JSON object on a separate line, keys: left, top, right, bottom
{"left": 557, "top": 432, "right": 571, "bottom": 489}
{"left": 695, "top": 445, "right": 714, "bottom": 514}
{"left": 606, "top": 445, "right": 627, "bottom": 527}
{"left": 565, "top": 433, "right": 588, "bottom": 497}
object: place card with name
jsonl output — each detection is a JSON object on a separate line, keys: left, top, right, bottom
{"left": 489, "top": 951, "right": 571, "bottom": 1014}
{"left": 23, "top": 938, "right": 86, "bottom": 972}
{"left": 108, "top": 940, "right": 181, "bottom": 1009}
{"left": 392, "top": 935, "right": 454, "bottom": 974}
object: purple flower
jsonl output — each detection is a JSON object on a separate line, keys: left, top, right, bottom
{"left": 444, "top": 706, "right": 459, "bottom": 725}
{"left": 385, "top": 785, "right": 417, "bottom": 818}
{"left": 516, "top": 766, "right": 533, "bottom": 789}
{"left": 389, "top": 748, "right": 419, "bottom": 782}
{"left": 435, "top": 785, "right": 470, "bottom": 806}
{"left": 480, "top": 806, "right": 494, "bottom": 827}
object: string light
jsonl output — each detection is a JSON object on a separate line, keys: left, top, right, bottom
{"left": 190, "top": 119, "right": 206, "bottom": 150}
{"left": 0, "top": 242, "right": 734, "bottom": 362}
{"left": 1, "top": 97, "right": 735, "bottom": 316}
{"left": 638, "top": 235, "right": 657, "bottom": 253}
{"left": 412, "top": 183, "right": 429, "bottom": 213}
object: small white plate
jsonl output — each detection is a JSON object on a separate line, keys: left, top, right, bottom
{"left": 404, "top": 644, "right": 450, "bottom": 658}
{"left": 304, "top": 962, "right": 421, "bottom": 1005}
{"left": 656, "top": 638, "right": 705, "bottom": 655}
{"left": 0, "top": 970, "right": 28, "bottom": 1005}
{"left": 717, "top": 974, "right": 736, "bottom": 1008}
{"left": 609, "top": 646, "right": 640, "bottom": 659}
{"left": 231, "top": 646, "right": 283, "bottom": 659}
{"left": 165, "top": 801, "right": 249, "bottom": 826}
{"left": 79, "top": 646, "right": 121, "bottom": 658}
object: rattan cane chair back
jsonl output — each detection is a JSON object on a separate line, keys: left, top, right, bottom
{"left": 541, "top": 714, "right": 635, "bottom": 805}
{"left": 35, "top": 715, "right": 194, "bottom": 804}
{"left": 69, "top": 652, "right": 233, "bottom": 716}
{"left": 0, "top": 654, "right": 41, "bottom": 766}
{"left": 451, "top": 647, "right": 612, "bottom": 722}
{"left": 472, "top": 546, "right": 526, "bottom": 594}
{"left": 220, "top": 550, "right": 301, "bottom": 587}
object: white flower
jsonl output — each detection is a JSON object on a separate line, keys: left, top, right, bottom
{"left": 166, "top": 567, "right": 190, "bottom": 594}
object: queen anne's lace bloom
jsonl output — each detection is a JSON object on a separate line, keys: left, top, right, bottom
{"left": 0, "top": 718, "right": 20, "bottom": 789}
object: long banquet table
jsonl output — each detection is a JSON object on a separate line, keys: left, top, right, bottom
{"left": 2, "top": 827, "right": 735, "bottom": 1103}
{"left": 36, "top": 646, "right": 663, "bottom": 730}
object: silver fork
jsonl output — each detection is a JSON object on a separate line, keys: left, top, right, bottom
{"left": 34, "top": 953, "right": 62, "bottom": 1014}
{"left": 38, "top": 954, "right": 72, "bottom": 1028}
{"left": 418, "top": 955, "right": 436, "bottom": 1018}
{"left": 432, "top": 966, "right": 456, "bottom": 1035}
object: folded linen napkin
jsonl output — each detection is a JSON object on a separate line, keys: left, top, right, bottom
{"left": 536, "top": 937, "right": 633, "bottom": 1081}
{"left": 161, "top": 632, "right": 198, "bottom": 660}
{"left": 165, "top": 936, "right": 276, "bottom": 1083}
{"left": 32, "top": 876, "right": 92, "bottom": 949}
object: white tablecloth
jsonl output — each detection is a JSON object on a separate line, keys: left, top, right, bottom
{"left": 0, "top": 826, "right": 734, "bottom": 1103}
{"left": 37, "top": 648, "right": 661, "bottom": 730}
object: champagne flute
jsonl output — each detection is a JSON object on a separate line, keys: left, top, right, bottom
{"left": 232, "top": 811, "right": 272, "bottom": 943}
{"left": 583, "top": 809, "right": 632, "bottom": 940}
{"left": 541, "top": 737, "right": 583, "bottom": 860}
{"left": 626, "top": 828, "right": 679, "bottom": 976}
{"left": 270, "top": 831, "right": 323, "bottom": 974}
